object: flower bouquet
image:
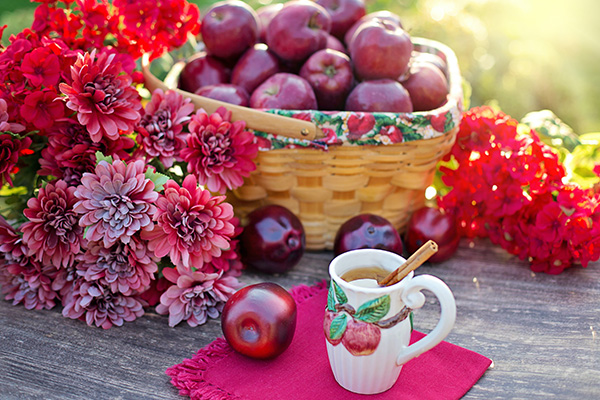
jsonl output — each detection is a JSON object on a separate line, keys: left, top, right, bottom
{"left": 0, "top": 0, "right": 258, "bottom": 329}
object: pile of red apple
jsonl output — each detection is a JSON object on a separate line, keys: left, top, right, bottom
{"left": 179, "top": 0, "right": 450, "bottom": 113}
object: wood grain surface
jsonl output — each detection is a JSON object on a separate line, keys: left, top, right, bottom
{"left": 1, "top": 238, "right": 599, "bottom": 399}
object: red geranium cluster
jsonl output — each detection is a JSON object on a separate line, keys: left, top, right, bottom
{"left": 0, "top": 0, "right": 259, "bottom": 328}
{"left": 438, "top": 106, "right": 600, "bottom": 274}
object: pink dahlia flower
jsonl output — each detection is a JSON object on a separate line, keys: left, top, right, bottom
{"left": 0, "top": 259, "right": 58, "bottom": 310}
{"left": 180, "top": 107, "right": 258, "bottom": 194}
{"left": 20, "top": 180, "right": 84, "bottom": 269}
{"left": 0, "top": 98, "right": 25, "bottom": 133}
{"left": 142, "top": 175, "right": 235, "bottom": 269}
{"left": 74, "top": 159, "right": 158, "bottom": 248}
{"left": 0, "top": 215, "right": 25, "bottom": 265}
{"left": 78, "top": 236, "right": 158, "bottom": 295}
{"left": 0, "top": 133, "right": 32, "bottom": 187}
{"left": 137, "top": 89, "right": 194, "bottom": 168}
{"left": 62, "top": 278, "right": 145, "bottom": 329}
{"left": 59, "top": 50, "right": 142, "bottom": 143}
{"left": 156, "top": 266, "right": 239, "bottom": 327}
{"left": 39, "top": 119, "right": 134, "bottom": 186}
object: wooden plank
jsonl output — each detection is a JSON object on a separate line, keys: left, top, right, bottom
{"left": 0, "top": 239, "right": 599, "bottom": 399}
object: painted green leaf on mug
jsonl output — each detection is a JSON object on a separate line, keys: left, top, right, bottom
{"left": 354, "top": 294, "right": 391, "bottom": 323}
{"left": 327, "top": 282, "right": 335, "bottom": 311}
{"left": 332, "top": 280, "right": 347, "bottom": 304}
{"left": 330, "top": 313, "right": 348, "bottom": 341}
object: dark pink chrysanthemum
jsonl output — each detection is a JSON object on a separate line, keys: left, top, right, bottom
{"left": 156, "top": 266, "right": 239, "bottom": 327}
{"left": 0, "top": 133, "right": 33, "bottom": 187}
{"left": 78, "top": 236, "right": 158, "bottom": 295}
{"left": 38, "top": 119, "right": 134, "bottom": 185}
{"left": 20, "top": 179, "right": 84, "bottom": 269}
{"left": 59, "top": 50, "right": 142, "bottom": 142}
{"left": 0, "top": 98, "right": 25, "bottom": 133}
{"left": 61, "top": 277, "right": 145, "bottom": 329}
{"left": 142, "top": 175, "right": 235, "bottom": 269}
{"left": 0, "top": 216, "right": 25, "bottom": 265}
{"left": 0, "top": 259, "right": 58, "bottom": 310}
{"left": 137, "top": 89, "right": 194, "bottom": 168}
{"left": 180, "top": 107, "right": 258, "bottom": 194}
{"left": 74, "top": 159, "right": 158, "bottom": 248}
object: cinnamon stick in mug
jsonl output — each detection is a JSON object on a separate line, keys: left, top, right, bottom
{"left": 378, "top": 240, "right": 438, "bottom": 286}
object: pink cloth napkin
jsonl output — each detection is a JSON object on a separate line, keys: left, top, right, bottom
{"left": 167, "top": 281, "right": 492, "bottom": 400}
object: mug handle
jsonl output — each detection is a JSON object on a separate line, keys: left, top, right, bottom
{"left": 395, "top": 275, "right": 456, "bottom": 366}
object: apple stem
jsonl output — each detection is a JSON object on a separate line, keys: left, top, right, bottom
{"left": 374, "top": 306, "right": 412, "bottom": 329}
{"left": 334, "top": 303, "right": 356, "bottom": 315}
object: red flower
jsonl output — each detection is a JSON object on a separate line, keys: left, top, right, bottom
{"left": 21, "top": 47, "right": 60, "bottom": 87}
{"left": 0, "top": 134, "right": 32, "bottom": 186}
{"left": 181, "top": 107, "right": 258, "bottom": 194}
{"left": 19, "top": 89, "right": 65, "bottom": 130}
{"left": 59, "top": 50, "right": 141, "bottom": 142}
{"left": 38, "top": 119, "right": 134, "bottom": 185}
{"left": 20, "top": 180, "right": 84, "bottom": 269}
{"left": 137, "top": 89, "right": 194, "bottom": 168}
{"left": 0, "top": 98, "right": 25, "bottom": 133}
{"left": 142, "top": 175, "right": 235, "bottom": 270}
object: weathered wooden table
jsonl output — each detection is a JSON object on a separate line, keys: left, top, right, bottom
{"left": 1, "top": 238, "right": 599, "bottom": 399}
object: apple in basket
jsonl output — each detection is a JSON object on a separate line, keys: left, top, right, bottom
{"left": 344, "top": 10, "right": 404, "bottom": 46}
{"left": 345, "top": 79, "right": 413, "bottom": 113}
{"left": 195, "top": 84, "right": 250, "bottom": 106}
{"left": 299, "top": 49, "right": 354, "bottom": 111}
{"left": 231, "top": 43, "right": 281, "bottom": 95}
{"left": 239, "top": 204, "right": 306, "bottom": 274}
{"left": 266, "top": 0, "right": 332, "bottom": 62}
{"left": 405, "top": 207, "right": 459, "bottom": 263}
{"left": 400, "top": 61, "right": 449, "bottom": 112}
{"left": 333, "top": 214, "right": 404, "bottom": 256}
{"left": 222, "top": 282, "right": 297, "bottom": 359}
{"left": 314, "top": 0, "right": 366, "bottom": 39}
{"left": 349, "top": 18, "right": 412, "bottom": 81}
{"left": 200, "top": 0, "right": 260, "bottom": 59}
{"left": 178, "top": 53, "right": 229, "bottom": 94}
{"left": 249, "top": 73, "right": 318, "bottom": 110}
{"left": 256, "top": 3, "right": 284, "bottom": 43}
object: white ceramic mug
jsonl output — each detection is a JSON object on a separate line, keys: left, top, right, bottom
{"left": 324, "top": 249, "right": 456, "bottom": 395}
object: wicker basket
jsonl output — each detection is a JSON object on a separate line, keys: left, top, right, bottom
{"left": 142, "top": 38, "right": 462, "bottom": 250}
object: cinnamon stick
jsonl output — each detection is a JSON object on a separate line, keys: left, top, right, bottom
{"left": 378, "top": 240, "right": 438, "bottom": 286}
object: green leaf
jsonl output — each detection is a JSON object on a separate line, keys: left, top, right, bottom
{"left": 354, "top": 294, "right": 391, "bottom": 323}
{"left": 327, "top": 281, "right": 335, "bottom": 311}
{"left": 332, "top": 280, "right": 347, "bottom": 304}
{"left": 329, "top": 313, "right": 348, "bottom": 341}
{"left": 83, "top": 225, "right": 90, "bottom": 240}
{"left": 145, "top": 168, "right": 169, "bottom": 192}
{"left": 409, "top": 311, "right": 414, "bottom": 333}
{"left": 95, "top": 151, "right": 113, "bottom": 165}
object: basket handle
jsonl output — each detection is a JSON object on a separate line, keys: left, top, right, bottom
{"left": 141, "top": 54, "right": 324, "bottom": 141}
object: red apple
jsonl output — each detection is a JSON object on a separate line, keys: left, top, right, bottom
{"left": 400, "top": 62, "right": 449, "bottom": 111}
{"left": 256, "top": 3, "right": 284, "bottom": 43}
{"left": 344, "top": 10, "right": 404, "bottom": 46}
{"left": 200, "top": 0, "right": 259, "bottom": 59}
{"left": 221, "top": 282, "right": 297, "bottom": 359}
{"left": 179, "top": 53, "right": 229, "bottom": 94}
{"left": 239, "top": 204, "right": 306, "bottom": 273}
{"left": 341, "top": 317, "right": 381, "bottom": 356}
{"left": 231, "top": 43, "right": 281, "bottom": 95}
{"left": 412, "top": 51, "right": 448, "bottom": 75}
{"left": 195, "top": 84, "right": 250, "bottom": 107}
{"left": 349, "top": 19, "right": 412, "bottom": 81}
{"left": 334, "top": 213, "right": 404, "bottom": 256}
{"left": 299, "top": 49, "right": 353, "bottom": 111}
{"left": 405, "top": 207, "right": 459, "bottom": 263}
{"left": 250, "top": 73, "right": 317, "bottom": 110}
{"left": 266, "top": 0, "right": 331, "bottom": 62}
{"left": 345, "top": 79, "right": 412, "bottom": 113}
{"left": 324, "top": 310, "right": 343, "bottom": 346}
{"left": 315, "top": 0, "right": 366, "bottom": 39}
{"left": 326, "top": 34, "right": 347, "bottom": 53}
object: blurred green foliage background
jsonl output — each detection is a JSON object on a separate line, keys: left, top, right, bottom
{"left": 2, "top": 0, "right": 600, "bottom": 133}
